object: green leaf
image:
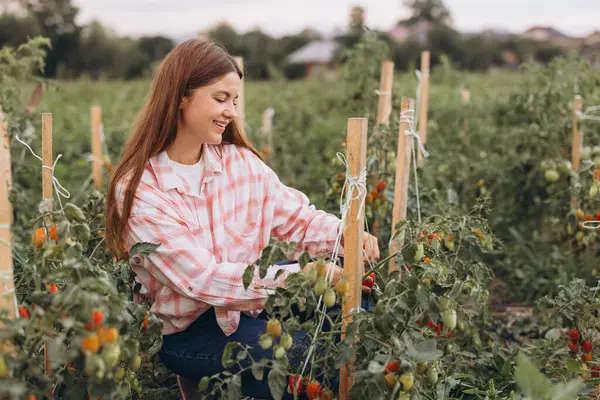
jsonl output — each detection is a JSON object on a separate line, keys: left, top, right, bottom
{"left": 130, "top": 242, "right": 160, "bottom": 257}
{"left": 462, "top": 389, "right": 486, "bottom": 394}
{"left": 544, "top": 328, "right": 560, "bottom": 342}
{"left": 274, "top": 269, "right": 285, "bottom": 281}
{"left": 298, "top": 252, "right": 311, "bottom": 268}
{"left": 198, "top": 376, "right": 210, "bottom": 392}
{"left": 267, "top": 362, "right": 287, "bottom": 400}
{"left": 552, "top": 379, "right": 584, "bottom": 400}
{"left": 414, "top": 339, "right": 443, "bottom": 363}
{"left": 72, "top": 223, "right": 91, "bottom": 247}
{"left": 243, "top": 266, "right": 255, "bottom": 290}
{"left": 252, "top": 362, "right": 265, "bottom": 381}
{"left": 515, "top": 353, "right": 551, "bottom": 398}
{"left": 222, "top": 342, "right": 239, "bottom": 369}
{"left": 226, "top": 374, "right": 242, "bottom": 400}
{"left": 236, "top": 349, "right": 248, "bottom": 361}
{"left": 565, "top": 359, "right": 581, "bottom": 373}
{"left": 64, "top": 203, "right": 86, "bottom": 222}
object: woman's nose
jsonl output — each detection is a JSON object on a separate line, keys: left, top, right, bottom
{"left": 224, "top": 102, "right": 238, "bottom": 119}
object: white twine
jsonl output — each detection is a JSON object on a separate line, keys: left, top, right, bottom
{"left": 400, "top": 109, "right": 426, "bottom": 224}
{"left": 297, "top": 152, "right": 367, "bottom": 384}
{"left": 14, "top": 135, "right": 71, "bottom": 213}
{"left": 100, "top": 123, "right": 106, "bottom": 144}
{"left": 374, "top": 90, "right": 391, "bottom": 96}
{"left": 583, "top": 221, "right": 600, "bottom": 230}
{"left": 578, "top": 105, "right": 600, "bottom": 122}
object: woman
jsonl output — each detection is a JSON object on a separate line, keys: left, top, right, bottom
{"left": 105, "top": 38, "right": 379, "bottom": 399}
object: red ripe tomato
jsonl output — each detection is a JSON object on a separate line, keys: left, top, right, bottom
{"left": 570, "top": 330, "right": 580, "bottom": 340}
{"left": 306, "top": 381, "right": 321, "bottom": 400}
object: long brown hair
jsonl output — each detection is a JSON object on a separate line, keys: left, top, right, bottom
{"left": 106, "top": 38, "right": 263, "bottom": 256}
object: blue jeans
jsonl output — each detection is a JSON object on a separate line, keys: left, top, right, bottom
{"left": 157, "top": 259, "right": 373, "bottom": 399}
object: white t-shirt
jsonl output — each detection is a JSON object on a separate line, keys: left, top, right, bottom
{"left": 169, "top": 158, "right": 204, "bottom": 196}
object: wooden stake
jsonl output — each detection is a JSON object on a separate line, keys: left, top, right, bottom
{"left": 0, "top": 108, "right": 11, "bottom": 207}
{"left": 91, "top": 105, "right": 103, "bottom": 187}
{"left": 376, "top": 61, "right": 395, "bottom": 128}
{"left": 460, "top": 87, "right": 470, "bottom": 139}
{"left": 372, "top": 61, "right": 394, "bottom": 239}
{"left": 417, "top": 51, "right": 430, "bottom": 168}
{"left": 0, "top": 108, "right": 16, "bottom": 324}
{"left": 42, "top": 113, "right": 53, "bottom": 377}
{"left": 42, "top": 113, "right": 53, "bottom": 214}
{"left": 389, "top": 98, "right": 414, "bottom": 273}
{"left": 261, "top": 108, "right": 273, "bottom": 135}
{"left": 339, "top": 118, "right": 368, "bottom": 400}
{"left": 24, "top": 82, "right": 46, "bottom": 116}
{"left": 261, "top": 108, "right": 274, "bottom": 157}
{"left": 233, "top": 57, "right": 246, "bottom": 138}
{"left": 572, "top": 95, "right": 583, "bottom": 172}
{"left": 461, "top": 87, "right": 471, "bottom": 104}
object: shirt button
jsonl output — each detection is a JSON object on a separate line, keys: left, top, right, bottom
{"left": 188, "top": 286, "right": 193, "bottom": 291}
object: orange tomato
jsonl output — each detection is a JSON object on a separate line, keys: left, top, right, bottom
{"left": 105, "top": 327, "right": 119, "bottom": 344}
{"left": 266, "top": 319, "right": 282, "bottom": 338}
{"left": 31, "top": 228, "right": 45, "bottom": 248}
{"left": 49, "top": 225, "right": 58, "bottom": 241}
{"left": 81, "top": 334, "right": 100, "bottom": 354}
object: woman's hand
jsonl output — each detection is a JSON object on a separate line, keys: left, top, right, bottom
{"left": 340, "top": 232, "right": 380, "bottom": 262}
{"left": 362, "top": 232, "right": 380, "bottom": 263}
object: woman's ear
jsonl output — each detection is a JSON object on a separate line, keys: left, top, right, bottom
{"left": 180, "top": 96, "right": 189, "bottom": 109}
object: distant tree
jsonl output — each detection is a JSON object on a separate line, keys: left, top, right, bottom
{"left": 0, "top": 12, "right": 41, "bottom": 47}
{"left": 208, "top": 21, "right": 242, "bottom": 55}
{"left": 19, "top": 0, "right": 82, "bottom": 77}
{"left": 401, "top": 0, "right": 451, "bottom": 25}
{"left": 348, "top": 5, "right": 365, "bottom": 35}
{"left": 426, "top": 24, "right": 463, "bottom": 64}
{"left": 137, "top": 35, "right": 174, "bottom": 61}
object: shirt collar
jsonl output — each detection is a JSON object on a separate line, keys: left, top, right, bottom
{"left": 149, "top": 144, "right": 223, "bottom": 192}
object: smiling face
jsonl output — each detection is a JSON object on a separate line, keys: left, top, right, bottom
{"left": 179, "top": 71, "right": 241, "bottom": 146}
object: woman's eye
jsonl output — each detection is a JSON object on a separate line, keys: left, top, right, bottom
{"left": 215, "top": 98, "right": 225, "bottom": 103}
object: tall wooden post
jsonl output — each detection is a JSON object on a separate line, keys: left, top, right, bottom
{"left": 460, "top": 87, "right": 470, "bottom": 139}
{"left": 372, "top": 61, "right": 395, "bottom": 238}
{"left": 91, "top": 105, "right": 103, "bottom": 187}
{"left": 42, "top": 113, "right": 53, "bottom": 377}
{"left": 339, "top": 118, "right": 368, "bottom": 399}
{"left": 572, "top": 95, "right": 583, "bottom": 172}
{"left": 233, "top": 56, "right": 246, "bottom": 138}
{"left": 376, "top": 61, "right": 395, "bottom": 128}
{"left": 24, "top": 82, "right": 46, "bottom": 116}
{"left": 0, "top": 109, "right": 16, "bottom": 326}
{"left": 417, "top": 51, "right": 430, "bottom": 168}
{"left": 261, "top": 108, "right": 274, "bottom": 158}
{"left": 389, "top": 98, "right": 414, "bottom": 272}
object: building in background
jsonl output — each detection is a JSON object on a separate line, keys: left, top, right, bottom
{"left": 285, "top": 39, "right": 341, "bottom": 80}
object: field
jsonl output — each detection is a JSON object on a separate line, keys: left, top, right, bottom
{"left": 2, "top": 35, "right": 600, "bottom": 399}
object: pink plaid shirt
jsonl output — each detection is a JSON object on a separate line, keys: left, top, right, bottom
{"left": 117, "top": 143, "right": 343, "bottom": 336}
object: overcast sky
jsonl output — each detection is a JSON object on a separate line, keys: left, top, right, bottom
{"left": 73, "top": 0, "right": 599, "bottom": 41}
